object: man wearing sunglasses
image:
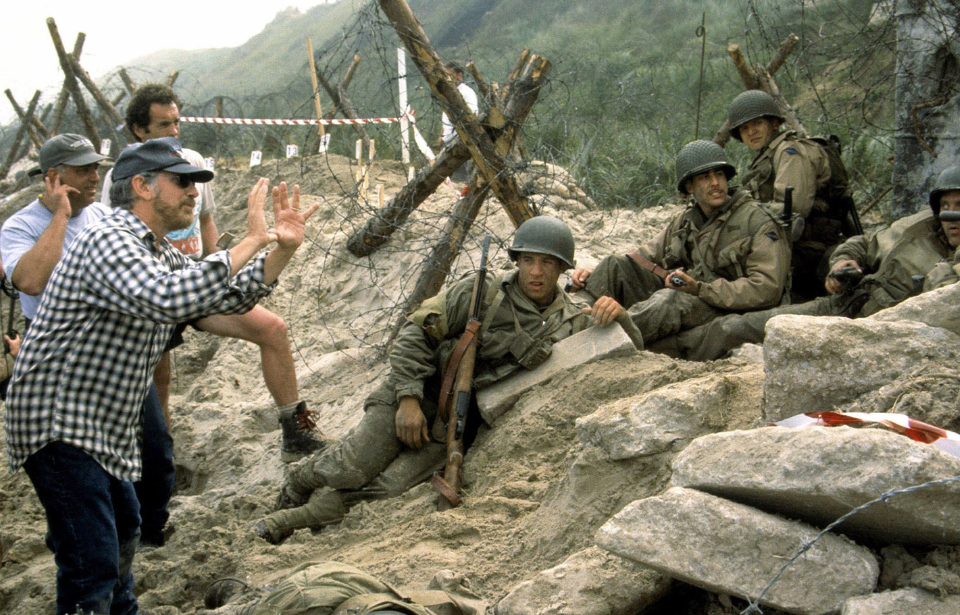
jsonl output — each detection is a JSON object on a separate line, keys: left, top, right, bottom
{"left": 4, "top": 136, "right": 317, "bottom": 615}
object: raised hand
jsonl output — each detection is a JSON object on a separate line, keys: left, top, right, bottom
{"left": 270, "top": 182, "right": 320, "bottom": 251}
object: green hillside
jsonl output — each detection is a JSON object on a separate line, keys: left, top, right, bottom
{"left": 25, "top": 0, "right": 899, "bottom": 212}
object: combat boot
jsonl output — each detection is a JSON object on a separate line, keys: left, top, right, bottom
{"left": 278, "top": 401, "right": 326, "bottom": 463}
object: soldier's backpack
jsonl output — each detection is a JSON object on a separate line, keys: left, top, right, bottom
{"left": 807, "top": 135, "right": 862, "bottom": 236}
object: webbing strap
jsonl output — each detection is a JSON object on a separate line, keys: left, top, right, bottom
{"left": 627, "top": 252, "right": 669, "bottom": 280}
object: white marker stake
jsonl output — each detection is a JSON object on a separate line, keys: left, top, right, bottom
{"left": 250, "top": 151, "right": 263, "bottom": 167}
{"left": 286, "top": 144, "right": 299, "bottom": 158}
{"left": 398, "top": 48, "right": 411, "bottom": 166}
{"left": 99, "top": 139, "right": 111, "bottom": 156}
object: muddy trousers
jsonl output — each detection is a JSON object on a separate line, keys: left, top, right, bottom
{"left": 261, "top": 443, "right": 446, "bottom": 539}
{"left": 671, "top": 294, "right": 849, "bottom": 362}
{"left": 581, "top": 254, "right": 726, "bottom": 345}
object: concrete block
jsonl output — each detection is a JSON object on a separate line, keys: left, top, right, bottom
{"left": 494, "top": 546, "right": 671, "bottom": 615}
{"left": 596, "top": 487, "right": 878, "bottom": 615}
{"left": 478, "top": 324, "right": 637, "bottom": 424}
{"left": 842, "top": 588, "right": 960, "bottom": 615}
{"left": 671, "top": 426, "right": 960, "bottom": 545}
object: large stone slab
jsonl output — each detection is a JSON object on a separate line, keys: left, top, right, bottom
{"left": 477, "top": 324, "right": 637, "bottom": 423}
{"left": 842, "top": 589, "right": 960, "bottom": 614}
{"left": 494, "top": 546, "right": 671, "bottom": 615}
{"left": 761, "top": 315, "right": 960, "bottom": 422}
{"left": 870, "top": 282, "right": 960, "bottom": 337}
{"left": 672, "top": 426, "right": 960, "bottom": 545}
{"left": 596, "top": 487, "right": 878, "bottom": 615}
{"left": 576, "top": 374, "right": 756, "bottom": 460}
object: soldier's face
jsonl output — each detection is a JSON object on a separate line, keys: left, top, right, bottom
{"left": 517, "top": 252, "right": 562, "bottom": 306}
{"left": 940, "top": 191, "right": 960, "bottom": 248}
{"left": 686, "top": 168, "right": 729, "bottom": 215}
{"left": 739, "top": 117, "right": 779, "bottom": 151}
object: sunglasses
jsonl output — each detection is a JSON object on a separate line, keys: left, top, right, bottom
{"left": 164, "top": 172, "right": 195, "bottom": 188}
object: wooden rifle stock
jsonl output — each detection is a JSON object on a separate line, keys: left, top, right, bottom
{"left": 435, "top": 235, "right": 491, "bottom": 510}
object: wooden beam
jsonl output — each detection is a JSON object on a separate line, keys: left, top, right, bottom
{"left": 316, "top": 70, "right": 370, "bottom": 148}
{"left": 47, "top": 18, "right": 99, "bottom": 144}
{"left": 50, "top": 32, "right": 85, "bottom": 135}
{"left": 465, "top": 61, "right": 491, "bottom": 104}
{"left": 119, "top": 68, "right": 137, "bottom": 95}
{"left": 765, "top": 34, "right": 800, "bottom": 77}
{"left": 347, "top": 50, "right": 550, "bottom": 257}
{"left": 727, "top": 44, "right": 760, "bottom": 90}
{"left": 165, "top": 71, "right": 179, "bottom": 87}
{"left": 5, "top": 90, "right": 47, "bottom": 147}
{"left": 378, "top": 0, "right": 534, "bottom": 228}
{"left": 1, "top": 91, "right": 41, "bottom": 179}
{"left": 69, "top": 56, "right": 126, "bottom": 141}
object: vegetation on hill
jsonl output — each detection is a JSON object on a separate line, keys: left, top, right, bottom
{"left": 3, "top": 0, "right": 898, "bottom": 215}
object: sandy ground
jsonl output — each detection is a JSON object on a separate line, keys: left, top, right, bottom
{"left": 0, "top": 152, "right": 953, "bottom": 614}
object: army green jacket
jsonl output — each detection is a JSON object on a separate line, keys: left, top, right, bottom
{"left": 387, "top": 269, "right": 591, "bottom": 405}
{"left": 830, "top": 210, "right": 953, "bottom": 316}
{"left": 740, "top": 130, "right": 831, "bottom": 218}
{"left": 638, "top": 188, "right": 791, "bottom": 311}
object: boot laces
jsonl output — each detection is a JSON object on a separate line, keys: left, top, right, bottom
{"left": 295, "top": 406, "right": 320, "bottom": 433}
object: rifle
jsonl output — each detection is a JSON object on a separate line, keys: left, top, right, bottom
{"left": 432, "top": 235, "right": 491, "bottom": 510}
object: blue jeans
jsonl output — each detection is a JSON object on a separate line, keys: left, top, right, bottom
{"left": 134, "top": 384, "right": 175, "bottom": 542}
{"left": 24, "top": 441, "right": 141, "bottom": 615}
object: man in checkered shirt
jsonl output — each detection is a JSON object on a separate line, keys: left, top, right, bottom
{"left": 4, "top": 136, "right": 318, "bottom": 615}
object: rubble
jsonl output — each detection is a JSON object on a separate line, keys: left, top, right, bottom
{"left": 671, "top": 426, "right": 960, "bottom": 545}
{"left": 761, "top": 315, "right": 960, "bottom": 422}
{"left": 596, "top": 487, "right": 879, "bottom": 615}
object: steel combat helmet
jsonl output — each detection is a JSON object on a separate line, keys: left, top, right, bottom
{"left": 675, "top": 140, "right": 737, "bottom": 194}
{"left": 508, "top": 215, "right": 575, "bottom": 270}
{"left": 727, "top": 90, "right": 785, "bottom": 141}
{"left": 929, "top": 165, "right": 960, "bottom": 215}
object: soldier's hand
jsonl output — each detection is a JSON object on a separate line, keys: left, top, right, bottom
{"left": 583, "top": 295, "right": 624, "bottom": 327}
{"left": 666, "top": 270, "right": 699, "bottom": 295}
{"left": 825, "top": 259, "right": 860, "bottom": 295}
{"left": 568, "top": 267, "right": 593, "bottom": 291}
{"left": 396, "top": 396, "right": 430, "bottom": 449}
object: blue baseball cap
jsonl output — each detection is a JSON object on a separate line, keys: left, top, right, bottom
{"left": 112, "top": 137, "right": 214, "bottom": 183}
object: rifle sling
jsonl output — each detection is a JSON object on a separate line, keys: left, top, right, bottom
{"left": 627, "top": 252, "right": 669, "bottom": 280}
{"left": 437, "top": 318, "right": 481, "bottom": 423}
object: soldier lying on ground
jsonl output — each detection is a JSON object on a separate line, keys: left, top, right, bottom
{"left": 668, "top": 164, "right": 960, "bottom": 362}
{"left": 568, "top": 139, "right": 790, "bottom": 348}
{"left": 727, "top": 89, "right": 859, "bottom": 299}
{"left": 253, "top": 216, "right": 603, "bottom": 543}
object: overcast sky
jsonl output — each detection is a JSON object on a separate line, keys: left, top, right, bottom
{"left": 0, "top": 1, "right": 337, "bottom": 124}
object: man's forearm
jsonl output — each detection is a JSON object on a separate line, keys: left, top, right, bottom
{"left": 11, "top": 214, "right": 70, "bottom": 295}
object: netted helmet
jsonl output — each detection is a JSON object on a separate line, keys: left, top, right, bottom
{"left": 675, "top": 140, "right": 737, "bottom": 194}
{"left": 728, "top": 90, "right": 785, "bottom": 141}
{"left": 508, "top": 215, "right": 575, "bottom": 270}
{"left": 929, "top": 165, "right": 960, "bottom": 214}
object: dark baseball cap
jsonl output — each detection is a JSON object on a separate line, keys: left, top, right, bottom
{"left": 112, "top": 137, "right": 214, "bottom": 183}
{"left": 29, "top": 133, "right": 109, "bottom": 176}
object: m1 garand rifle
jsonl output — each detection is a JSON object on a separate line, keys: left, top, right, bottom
{"left": 433, "top": 235, "right": 491, "bottom": 511}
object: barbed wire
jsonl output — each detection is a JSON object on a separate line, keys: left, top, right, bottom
{"left": 739, "top": 474, "right": 960, "bottom": 614}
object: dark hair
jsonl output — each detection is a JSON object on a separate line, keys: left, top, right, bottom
{"left": 125, "top": 84, "right": 182, "bottom": 141}
{"left": 444, "top": 61, "right": 465, "bottom": 76}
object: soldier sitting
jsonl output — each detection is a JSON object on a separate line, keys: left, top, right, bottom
{"left": 672, "top": 164, "right": 960, "bottom": 362}
{"left": 727, "top": 89, "right": 859, "bottom": 299}
{"left": 254, "top": 216, "right": 598, "bottom": 543}
{"left": 569, "top": 140, "right": 790, "bottom": 349}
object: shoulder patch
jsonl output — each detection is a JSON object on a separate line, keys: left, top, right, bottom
{"left": 765, "top": 231, "right": 780, "bottom": 242}
{"left": 784, "top": 147, "right": 800, "bottom": 155}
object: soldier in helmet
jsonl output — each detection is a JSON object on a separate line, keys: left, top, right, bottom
{"left": 253, "top": 216, "right": 594, "bottom": 543}
{"left": 727, "top": 89, "right": 853, "bottom": 299}
{"left": 570, "top": 140, "right": 791, "bottom": 348}
{"left": 670, "top": 165, "right": 960, "bottom": 361}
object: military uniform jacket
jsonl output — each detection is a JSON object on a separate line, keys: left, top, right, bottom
{"left": 830, "top": 210, "right": 953, "bottom": 316}
{"left": 386, "top": 269, "right": 591, "bottom": 406}
{"left": 637, "top": 189, "right": 790, "bottom": 311}
{"left": 740, "top": 130, "right": 831, "bottom": 218}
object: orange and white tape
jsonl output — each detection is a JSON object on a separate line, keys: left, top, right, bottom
{"left": 180, "top": 110, "right": 414, "bottom": 127}
{"left": 776, "top": 411, "right": 960, "bottom": 457}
